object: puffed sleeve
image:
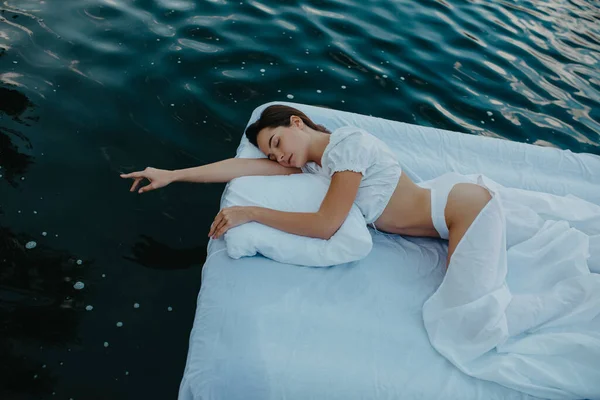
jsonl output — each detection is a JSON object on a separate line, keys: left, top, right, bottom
{"left": 323, "top": 128, "right": 374, "bottom": 176}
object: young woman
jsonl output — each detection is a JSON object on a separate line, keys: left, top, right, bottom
{"left": 120, "top": 105, "right": 492, "bottom": 267}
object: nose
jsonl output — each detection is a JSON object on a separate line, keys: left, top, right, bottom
{"left": 278, "top": 153, "right": 285, "bottom": 163}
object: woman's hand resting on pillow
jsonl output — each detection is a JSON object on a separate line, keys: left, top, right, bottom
{"left": 120, "top": 167, "right": 174, "bottom": 194}
{"left": 209, "top": 206, "right": 255, "bottom": 240}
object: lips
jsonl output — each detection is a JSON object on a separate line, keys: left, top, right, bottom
{"left": 288, "top": 154, "right": 293, "bottom": 164}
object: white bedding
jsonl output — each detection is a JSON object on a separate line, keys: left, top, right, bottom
{"left": 422, "top": 174, "right": 600, "bottom": 399}
{"left": 179, "top": 101, "right": 600, "bottom": 400}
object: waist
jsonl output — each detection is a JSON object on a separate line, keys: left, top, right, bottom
{"left": 372, "top": 185, "right": 439, "bottom": 237}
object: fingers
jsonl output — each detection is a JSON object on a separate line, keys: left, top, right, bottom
{"left": 138, "top": 183, "right": 155, "bottom": 194}
{"left": 214, "top": 220, "right": 228, "bottom": 238}
{"left": 208, "top": 216, "right": 218, "bottom": 237}
{"left": 121, "top": 169, "right": 157, "bottom": 194}
{"left": 130, "top": 177, "right": 143, "bottom": 192}
{"left": 213, "top": 223, "right": 230, "bottom": 239}
{"left": 209, "top": 212, "right": 228, "bottom": 238}
{"left": 208, "top": 215, "right": 224, "bottom": 238}
{"left": 122, "top": 171, "right": 149, "bottom": 194}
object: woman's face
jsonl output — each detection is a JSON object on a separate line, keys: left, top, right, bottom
{"left": 257, "top": 116, "right": 308, "bottom": 168}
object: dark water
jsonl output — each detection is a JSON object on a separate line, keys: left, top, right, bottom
{"left": 1, "top": 0, "right": 599, "bottom": 398}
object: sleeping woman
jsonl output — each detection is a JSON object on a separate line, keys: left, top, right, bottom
{"left": 121, "top": 106, "right": 600, "bottom": 399}
{"left": 120, "top": 104, "right": 491, "bottom": 268}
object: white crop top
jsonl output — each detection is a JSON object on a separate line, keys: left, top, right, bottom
{"left": 301, "top": 126, "right": 402, "bottom": 224}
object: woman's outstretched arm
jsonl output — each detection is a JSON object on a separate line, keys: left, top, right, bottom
{"left": 120, "top": 158, "right": 301, "bottom": 193}
{"left": 172, "top": 158, "right": 301, "bottom": 183}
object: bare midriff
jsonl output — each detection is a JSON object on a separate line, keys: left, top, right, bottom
{"left": 372, "top": 173, "right": 440, "bottom": 238}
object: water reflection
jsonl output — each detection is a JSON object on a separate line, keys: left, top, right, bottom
{"left": 0, "top": 87, "right": 35, "bottom": 185}
{"left": 0, "top": 127, "right": 34, "bottom": 186}
{"left": 0, "top": 86, "right": 34, "bottom": 121}
{"left": 0, "top": 224, "right": 86, "bottom": 397}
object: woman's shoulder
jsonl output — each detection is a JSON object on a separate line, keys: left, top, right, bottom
{"left": 318, "top": 126, "right": 382, "bottom": 175}
{"left": 329, "top": 125, "right": 375, "bottom": 147}
{"left": 329, "top": 125, "right": 388, "bottom": 154}
{"left": 328, "top": 125, "right": 400, "bottom": 168}
{"left": 331, "top": 125, "right": 369, "bottom": 138}
{"left": 300, "top": 127, "right": 364, "bottom": 175}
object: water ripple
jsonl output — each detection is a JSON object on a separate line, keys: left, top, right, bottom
{"left": 178, "top": 38, "right": 222, "bottom": 53}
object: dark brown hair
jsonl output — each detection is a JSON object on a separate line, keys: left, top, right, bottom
{"left": 245, "top": 105, "right": 331, "bottom": 147}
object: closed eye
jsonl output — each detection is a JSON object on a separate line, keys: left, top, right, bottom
{"left": 268, "top": 137, "right": 279, "bottom": 161}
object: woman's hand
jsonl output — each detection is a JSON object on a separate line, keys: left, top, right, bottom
{"left": 209, "top": 206, "right": 255, "bottom": 239}
{"left": 120, "top": 167, "right": 174, "bottom": 194}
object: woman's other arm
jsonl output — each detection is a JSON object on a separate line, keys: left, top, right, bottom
{"left": 209, "top": 171, "right": 362, "bottom": 240}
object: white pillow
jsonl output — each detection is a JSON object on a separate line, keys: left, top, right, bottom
{"left": 221, "top": 173, "right": 373, "bottom": 267}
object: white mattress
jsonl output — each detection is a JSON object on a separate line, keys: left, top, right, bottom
{"left": 179, "top": 102, "right": 600, "bottom": 400}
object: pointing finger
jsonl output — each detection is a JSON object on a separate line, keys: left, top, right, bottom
{"left": 120, "top": 171, "right": 143, "bottom": 179}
